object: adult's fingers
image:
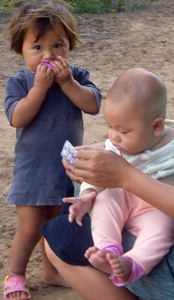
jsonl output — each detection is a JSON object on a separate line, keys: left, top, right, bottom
{"left": 62, "top": 158, "right": 83, "bottom": 183}
{"left": 62, "top": 158, "right": 74, "bottom": 172}
{"left": 75, "top": 142, "right": 105, "bottom": 151}
{"left": 74, "top": 150, "right": 128, "bottom": 189}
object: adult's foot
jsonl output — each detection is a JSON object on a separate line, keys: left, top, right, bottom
{"left": 42, "top": 270, "right": 70, "bottom": 287}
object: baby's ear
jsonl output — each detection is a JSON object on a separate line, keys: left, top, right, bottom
{"left": 152, "top": 118, "right": 164, "bottom": 136}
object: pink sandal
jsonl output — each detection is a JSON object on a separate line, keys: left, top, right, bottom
{"left": 3, "top": 276, "right": 31, "bottom": 300}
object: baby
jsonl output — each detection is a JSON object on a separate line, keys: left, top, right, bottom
{"left": 64, "top": 68, "right": 174, "bottom": 286}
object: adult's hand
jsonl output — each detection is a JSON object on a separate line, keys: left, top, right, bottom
{"left": 75, "top": 142, "right": 105, "bottom": 151}
{"left": 62, "top": 158, "right": 83, "bottom": 183}
{"left": 74, "top": 149, "right": 131, "bottom": 189}
{"left": 62, "top": 142, "right": 105, "bottom": 184}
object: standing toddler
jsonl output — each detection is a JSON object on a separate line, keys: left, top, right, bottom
{"left": 3, "top": 1, "right": 101, "bottom": 299}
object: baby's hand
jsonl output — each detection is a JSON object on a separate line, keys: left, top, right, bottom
{"left": 63, "top": 191, "right": 97, "bottom": 226}
{"left": 34, "top": 63, "right": 54, "bottom": 90}
{"left": 51, "top": 56, "right": 73, "bottom": 86}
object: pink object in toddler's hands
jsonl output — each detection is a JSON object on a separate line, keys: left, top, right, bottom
{"left": 42, "top": 62, "right": 53, "bottom": 69}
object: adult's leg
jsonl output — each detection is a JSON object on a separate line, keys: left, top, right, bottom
{"left": 40, "top": 205, "right": 70, "bottom": 287}
{"left": 41, "top": 205, "right": 174, "bottom": 300}
{"left": 45, "top": 240, "right": 139, "bottom": 300}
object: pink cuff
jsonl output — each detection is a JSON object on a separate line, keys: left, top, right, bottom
{"left": 99, "top": 243, "right": 123, "bottom": 256}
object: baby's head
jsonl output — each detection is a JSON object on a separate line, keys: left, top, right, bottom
{"left": 104, "top": 68, "right": 167, "bottom": 155}
{"left": 4, "top": 0, "right": 80, "bottom": 54}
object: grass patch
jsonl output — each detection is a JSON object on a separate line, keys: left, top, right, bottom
{"left": 65, "top": 0, "right": 116, "bottom": 14}
{"left": 0, "top": 0, "right": 24, "bottom": 11}
{"left": 0, "top": 0, "right": 148, "bottom": 13}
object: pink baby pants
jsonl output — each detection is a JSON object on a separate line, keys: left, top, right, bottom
{"left": 91, "top": 188, "right": 174, "bottom": 277}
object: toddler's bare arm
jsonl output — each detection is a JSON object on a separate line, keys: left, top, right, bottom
{"left": 11, "top": 64, "right": 54, "bottom": 127}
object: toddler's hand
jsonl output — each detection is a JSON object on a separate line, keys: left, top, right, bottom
{"left": 34, "top": 63, "right": 54, "bottom": 90}
{"left": 63, "top": 191, "right": 97, "bottom": 226}
{"left": 52, "top": 56, "right": 73, "bottom": 86}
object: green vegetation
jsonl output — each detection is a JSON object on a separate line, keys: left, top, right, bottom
{"left": 0, "top": 0, "right": 147, "bottom": 13}
{"left": 0, "top": 0, "right": 24, "bottom": 11}
{"left": 66, "top": 0, "right": 147, "bottom": 13}
{"left": 65, "top": 0, "right": 115, "bottom": 14}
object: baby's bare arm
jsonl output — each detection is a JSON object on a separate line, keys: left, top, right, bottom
{"left": 63, "top": 189, "right": 97, "bottom": 226}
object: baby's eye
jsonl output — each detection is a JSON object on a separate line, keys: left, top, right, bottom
{"left": 54, "top": 43, "right": 61, "bottom": 48}
{"left": 34, "top": 45, "right": 41, "bottom": 50}
{"left": 121, "top": 131, "right": 129, "bottom": 134}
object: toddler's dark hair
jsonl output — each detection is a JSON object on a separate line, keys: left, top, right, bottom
{"left": 4, "top": 0, "right": 81, "bottom": 54}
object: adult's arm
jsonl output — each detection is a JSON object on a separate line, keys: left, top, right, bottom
{"left": 63, "top": 148, "right": 174, "bottom": 219}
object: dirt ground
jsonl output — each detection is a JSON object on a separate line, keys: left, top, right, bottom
{"left": 1, "top": 0, "right": 174, "bottom": 299}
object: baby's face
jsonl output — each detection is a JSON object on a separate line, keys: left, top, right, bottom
{"left": 104, "top": 98, "right": 155, "bottom": 155}
{"left": 21, "top": 22, "right": 70, "bottom": 72}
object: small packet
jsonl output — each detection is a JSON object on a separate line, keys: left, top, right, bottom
{"left": 61, "top": 140, "right": 77, "bottom": 166}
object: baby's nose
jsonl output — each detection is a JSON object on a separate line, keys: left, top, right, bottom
{"left": 115, "top": 135, "right": 121, "bottom": 142}
{"left": 112, "top": 132, "right": 121, "bottom": 142}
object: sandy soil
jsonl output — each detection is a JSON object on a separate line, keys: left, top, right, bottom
{"left": 0, "top": 1, "right": 174, "bottom": 299}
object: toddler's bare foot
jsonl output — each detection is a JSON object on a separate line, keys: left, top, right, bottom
{"left": 85, "top": 246, "right": 112, "bottom": 274}
{"left": 106, "top": 252, "right": 133, "bottom": 282}
{"left": 4, "top": 276, "right": 30, "bottom": 300}
{"left": 42, "top": 270, "right": 70, "bottom": 287}
{"left": 4, "top": 290, "right": 28, "bottom": 299}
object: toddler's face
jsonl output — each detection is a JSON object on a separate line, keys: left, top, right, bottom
{"left": 104, "top": 98, "right": 155, "bottom": 155}
{"left": 21, "top": 22, "right": 70, "bottom": 72}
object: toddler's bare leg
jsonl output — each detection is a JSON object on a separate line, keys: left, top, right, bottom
{"left": 7, "top": 205, "right": 68, "bottom": 299}
{"left": 7, "top": 206, "right": 46, "bottom": 299}
{"left": 106, "top": 252, "right": 132, "bottom": 282}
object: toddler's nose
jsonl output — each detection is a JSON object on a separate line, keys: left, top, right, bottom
{"left": 43, "top": 50, "right": 55, "bottom": 60}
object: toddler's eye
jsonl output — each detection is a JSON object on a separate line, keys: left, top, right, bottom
{"left": 34, "top": 45, "right": 41, "bottom": 50}
{"left": 54, "top": 44, "right": 61, "bottom": 48}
